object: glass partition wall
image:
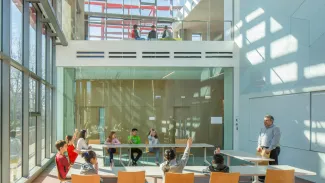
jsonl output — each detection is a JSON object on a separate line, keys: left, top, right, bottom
{"left": 72, "top": 67, "right": 234, "bottom": 156}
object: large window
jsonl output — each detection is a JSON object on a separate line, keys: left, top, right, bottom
{"left": 10, "top": 0, "right": 23, "bottom": 63}
{"left": 41, "top": 84, "right": 46, "bottom": 161}
{"left": 41, "top": 25, "right": 46, "bottom": 79}
{"left": 29, "top": 79, "right": 37, "bottom": 171}
{"left": 29, "top": 4, "right": 37, "bottom": 72}
{"left": 1, "top": 0, "right": 57, "bottom": 181}
{"left": 10, "top": 67, "right": 23, "bottom": 182}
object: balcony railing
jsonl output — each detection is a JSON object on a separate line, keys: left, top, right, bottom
{"left": 85, "top": 19, "right": 234, "bottom": 41}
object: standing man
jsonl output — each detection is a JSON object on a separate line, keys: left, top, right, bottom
{"left": 257, "top": 115, "right": 281, "bottom": 182}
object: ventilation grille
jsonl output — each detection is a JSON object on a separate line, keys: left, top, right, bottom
{"left": 75, "top": 51, "right": 234, "bottom": 59}
{"left": 174, "top": 52, "right": 201, "bottom": 58}
{"left": 76, "top": 51, "right": 105, "bottom": 58}
{"left": 142, "top": 52, "right": 170, "bottom": 58}
{"left": 108, "top": 52, "right": 137, "bottom": 58}
{"left": 205, "top": 52, "right": 233, "bottom": 58}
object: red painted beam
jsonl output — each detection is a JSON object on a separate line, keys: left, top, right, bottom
{"left": 85, "top": 2, "right": 182, "bottom": 11}
{"left": 89, "top": 23, "right": 165, "bottom": 31}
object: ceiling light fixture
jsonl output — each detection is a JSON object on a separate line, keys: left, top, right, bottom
{"left": 162, "top": 71, "right": 175, "bottom": 79}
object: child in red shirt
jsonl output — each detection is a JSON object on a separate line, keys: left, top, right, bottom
{"left": 55, "top": 140, "right": 71, "bottom": 180}
{"left": 66, "top": 135, "right": 79, "bottom": 164}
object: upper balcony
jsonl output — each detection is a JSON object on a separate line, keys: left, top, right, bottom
{"left": 82, "top": 0, "right": 231, "bottom": 41}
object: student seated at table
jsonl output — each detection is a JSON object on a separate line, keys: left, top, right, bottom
{"left": 77, "top": 129, "right": 92, "bottom": 152}
{"left": 66, "top": 135, "right": 79, "bottom": 165}
{"left": 202, "top": 148, "right": 229, "bottom": 174}
{"left": 160, "top": 138, "right": 192, "bottom": 182}
{"left": 80, "top": 151, "right": 103, "bottom": 183}
{"left": 148, "top": 128, "right": 160, "bottom": 166}
{"left": 128, "top": 128, "right": 143, "bottom": 166}
{"left": 105, "top": 131, "right": 121, "bottom": 167}
{"left": 55, "top": 140, "right": 71, "bottom": 180}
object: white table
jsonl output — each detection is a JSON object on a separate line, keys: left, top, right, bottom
{"left": 111, "top": 165, "right": 316, "bottom": 183}
{"left": 95, "top": 143, "right": 214, "bottom": 166}
{"left": 220, "top": 150, "right": 274, "bottom": 183}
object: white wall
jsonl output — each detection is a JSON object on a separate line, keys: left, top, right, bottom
{"left": 236, "top": 0, "right": 325, "bottom": 182}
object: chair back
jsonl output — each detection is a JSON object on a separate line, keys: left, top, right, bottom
{"left": 117, "top": 171, "right": 145, "bottom": 183}
{"left": 209, "top": 172, "right": 240, "bottom": 183}
{"left": 175, "top": 139, "right": 187, "bottom": 153}
{"left": 265, "top": 169, "right": 295, "bottom": 183}
{"left": 88, "top": 139, "right": 100, "bottom": 144}
{"left": 71, "top": 174, "right": 101, "bottom": 183}
{"left": 165, "top": 172, "right": 194, "bottom": 183}
{"left": 54, "top": 156, "right": 65, "bottom": 181}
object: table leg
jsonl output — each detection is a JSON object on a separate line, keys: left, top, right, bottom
{"left": 227, "top": 156, "right": 231, "bottom": 166}
{"left": 204, "top": 147, "right": 211, "bottom": 165}
{"left": 119, "top": 147, "right": 125, "bottom": 167}
{"left": 128, "top": 148, "right": 132, "bottom": 166}
{"left": 162, "top": 147, "right": 164, "bottom": 161}
{"left": 252, "top": 162, "right": 260, "bottom": 183}
{"left": 154, "top": 177, "right": 157, "bottom": 183}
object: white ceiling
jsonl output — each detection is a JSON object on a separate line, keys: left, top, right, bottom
{"left": 75, "top": 67, "right": 224, "bottom": 80}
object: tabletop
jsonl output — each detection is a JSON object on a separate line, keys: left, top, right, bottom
{"left": 220, "top": 150, "right": 274, "bottom": 162}
{"left": 92, "top": 143, "right": 215, "bottom": 148}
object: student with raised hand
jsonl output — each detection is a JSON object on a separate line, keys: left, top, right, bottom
{"left": 80, "top": 151, "right": 103, "bottom": 183}
{"left": 160, "top": 138, "right": 192, "bottom": 183}
{"left": 128, "top": 128, "right": 142, "bottom": 166}
{"left": 77, "top": 129, "right": 92, "bottom": 152}
{"left": 105, "top": 131, "right": 121, "bottom": 167}
{"left": 55, "top": 140, "right": 71, "bottom": 180}
{"left": 202, "top": 147, "right": 229, "bottom": 174}
{"left": 148, "top": 128, "right": 160, "bottom": 166}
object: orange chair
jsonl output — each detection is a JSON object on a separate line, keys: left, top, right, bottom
{"left": 209, "top": 172, "right": 240, "bottom": 183}
{"left": 71, "top": 174, "right": 101, "bottom": 183}
{"left": 175, "top": 139, "right": 194, "bottom": 164}
{"left": 265, "top": 169, "right": 295, "bottom": 183}
{"left": 117, "top": 171, "right": 145, "bottom": 183}
{"left": 54, "top": 157, "right": 68, "bottom": 183}
{"left": 165, "top": 172, "right": 194, "bottom": 183}
{"left": 88, "top": 139, "right": 101, "bottom": 144}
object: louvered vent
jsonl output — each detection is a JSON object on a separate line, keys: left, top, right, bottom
{"left": 142, "top": 52, "right": 170, "bottom": 58}
{"left": 174, "top": 52, "right": 201, "bottom": 58}
{"left": 205, "top": 52, "right": 233, "bottom": 58}
{"left": 76, "top": 51, "right": 105, "bottom": 58}
{"left": 108, "top": 52, "right": 137, "bottom": 58}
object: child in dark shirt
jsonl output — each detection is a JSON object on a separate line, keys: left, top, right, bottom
{"left": 203, "top": 148, "right": 229, "bottom": 174}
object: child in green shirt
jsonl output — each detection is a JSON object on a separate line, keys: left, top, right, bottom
{"left": 128, "top": 128, "right": 142, "bottom": 166}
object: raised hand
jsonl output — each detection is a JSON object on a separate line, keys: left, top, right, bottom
{"left": 187, "top": 137, "right": 193, "bottom": 147}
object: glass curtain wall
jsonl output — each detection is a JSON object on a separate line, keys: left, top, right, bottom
{"left": 73, "top": 67, "right": 234, "bottom": 155}
{"left": 1, "top": 1, "right": 57, "bottom": 182}
{"left": 84, "top": 0, "right": 231, "bottom": 40}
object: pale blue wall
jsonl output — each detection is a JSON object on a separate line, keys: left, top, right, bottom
{"left": 237, "top": 0, "right": 325, "bottom": 182}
